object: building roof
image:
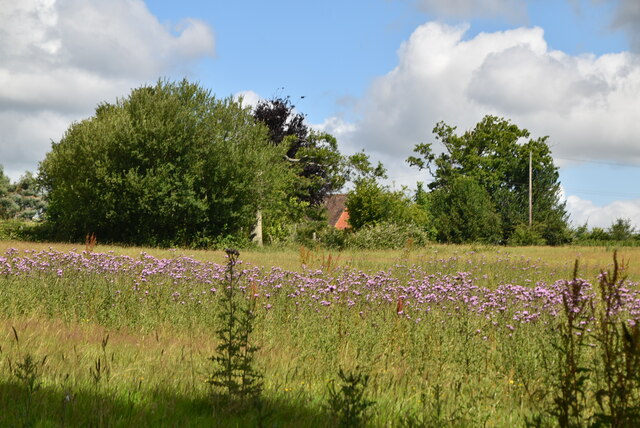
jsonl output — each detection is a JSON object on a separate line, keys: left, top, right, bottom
{"left": 325, "top": 194, "right": 349, "bottom": 228}
{"left": 334, "top": 210, "right": 350, "bottom": 230}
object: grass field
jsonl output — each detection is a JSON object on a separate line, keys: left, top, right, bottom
{"left": 2, "top": 239, "right": 639, "bottom": 278}
{"left": 1, "top": 241, "right": 640, "bottom": 426}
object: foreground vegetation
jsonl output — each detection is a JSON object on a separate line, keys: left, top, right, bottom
{"left": 1, "top": 243, "right": 640, "bottom": 426}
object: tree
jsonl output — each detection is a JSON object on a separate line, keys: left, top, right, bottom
{"left": 430, "top": 176, "right": 502, "bottom": 244}
{"left": 346, "top": 151, "right": 387, "bottom": 184}
{"left": 407, "top": 115, "right": 569, "bottom": 245}
{"left": 345, "top": 153, "right": 429, "bottom": 231}
{"left": 345, "top": 177, "right": 431, "bottom": 233}
{"left": 38, "top": 79, "right": 289, "bottom": 246}
{"left": 0, "top": 167, "right": 45, "bottom": 221}
{"left": 589, "top": 227, "right": 610, "bottom": 241}
{"left": 0, "top": 166, "right": 18, "bottom": 219}
{"left": 253, "top": 96, "right": 307, "bottom": 157}
{"left": 608, "top": 218, "right": 636, "bottom": 241}
{"left": 253, "top": 96, "right": 346, "bottom": 206}
{"left": 11, "top": 172, "right": 46, "bottom": 220}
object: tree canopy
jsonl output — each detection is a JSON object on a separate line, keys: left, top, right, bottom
{"left": 345, "top": 152, "right": 429, "bottom": 231}
{"left": 253, "top": 96, "right": 346, "bottom": 206}
{"left": 429, "top": 176, "right": 502, "bottom": 244}
{"left": 407, "top": 115, "right": 569, "bottom": 245}
{"left": 38, "top": 79, "right": 290, "bottom": 246}
{"left": 0, "top": 167, "right": 45, "bottom": 221}
{"left": 0, "top": 166, "right": 16, "bottom": 220}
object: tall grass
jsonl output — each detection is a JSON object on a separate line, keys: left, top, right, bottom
{"left": 3, "top": 239, "right": 640, "bottom": 278}
{"left": 0, "top": 244, "right": 639, "bottom": 425}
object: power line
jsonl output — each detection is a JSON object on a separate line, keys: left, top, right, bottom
{"left": 555, "top": 156, "right": 640, "bottom": 168}
{"left": 562, "top": 188, "right": 640, "bottom": 199}
{"left": 554, "top": 157, "right": 640, "bottom": 198}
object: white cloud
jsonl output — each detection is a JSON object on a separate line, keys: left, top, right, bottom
{"left": 327, "top": 22, "right": 640, "bottom": 189}
{"left": 0, "top": 0, "right": 215, "bottom": 181}
{"left": 0, "top": 110, "right": 73, "bottom": 179}
{"left": 409, "top": 1, "right": 640, "bottom": 52}
{"left": 313, "top": 116, "right": 357, "bottom": 137}
{"left": 234, "top": 90, "right": 262, "bottom": 109}
{"left": 53, "top": 0, "right": 214, "bottom": 79}
{"left": 322, "top": 21, "right": 640, "bottom": 225}
{"left": 566, "top": 195, "right": 640, "bottom": 229}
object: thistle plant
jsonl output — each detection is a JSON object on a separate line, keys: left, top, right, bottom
{"left": 592, "top": 252, "right": 640, "bottom": 427}
{"left": 207, "top": 248, "right": 263, "bottom": 409}
{"left": 327, "top": 366, "right": 376, "bottom": 427}
{"left": 548, "top": 260, "right": 592, "bottom": 428}
{"left": 543, "top": 253, "right": 640, "bottom": 427}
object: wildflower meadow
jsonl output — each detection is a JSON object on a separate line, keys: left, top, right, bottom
{"left": 1, "top": 244, "right": 640, "bottom": 426}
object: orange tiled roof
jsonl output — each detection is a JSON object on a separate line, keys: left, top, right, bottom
{"left": 326, "top": 194, "right": 349, "bottom": 228}
{"left": 334, "top": 210, "right": 350, "bottom": 229}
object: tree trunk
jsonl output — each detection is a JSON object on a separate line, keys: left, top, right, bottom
{"left": 252, "top": 209, "right": 263, "bottom": 246}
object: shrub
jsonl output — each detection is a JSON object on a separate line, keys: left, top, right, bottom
{"left": 294, "top": 218, "right": 331, "bottom": 248}
{"left": 38, "top": 79, "right": 289, "bottom": 247}
{"left": 345, "top": 178, "right": 430, "bottom": 231}
{"left": 430, "top": 176, "right": 502, "bottom": 244}
{"left": 318, "top": 227, "right": 349, "bottom": 250}
{"left": 346, "top": 222, "right": 432, "bottom": 250}
{"left": 0, "top": 220, "right": 52, "bottom": 242}
{"left": 508, "top": 224, "right": 546, "bottom": 246}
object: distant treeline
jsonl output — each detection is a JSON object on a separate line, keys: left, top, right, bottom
{"left": 2, "top": 78, "right": 630, "bottom": 249}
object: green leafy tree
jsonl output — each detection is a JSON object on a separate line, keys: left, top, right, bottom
{"left": 346, "top": 151, "right": 387, "bottom": 184}
{"left": 0, "top": 166, "right": 18, "bottom": 219}
{"left": 253, "top": 96, "right": 346, "bottom": 206}
{"left": 0, "top": 167, "right": 45, "bottom": 221}
{"left": 608, "top": 217, "right": 636, "bottom": 241}
{"left": 345, "top": 153, "right": 429, "bottom": 231}
{"left": 407, "top": 115, "right": 569, "bottom": 245}
{"left": 430, "top": 176, "right": 502, "bottom": 244}
{"left": 589, "top": 227, "right": 610, "bottom": 241}
{"left": 11, "top": 172, "right": 47, "bottom": 220}
{"left": 38, "top": 79, "right": 289, "bottom": 246}
{"left": 345, "top": 178, "right": 391, "bottom": 230}
{"left": 294, "top": 131, "right": 347, "bottom": 205}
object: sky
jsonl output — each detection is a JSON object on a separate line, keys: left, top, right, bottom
{"left": 1, "top": 0, "right": 640, "bottom": 229}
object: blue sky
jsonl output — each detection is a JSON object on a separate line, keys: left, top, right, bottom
{"left": 1, "top": 0, "right": 640, "bottom": 228}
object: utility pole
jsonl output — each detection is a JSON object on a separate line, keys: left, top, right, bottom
{"left": 529, "top": 150, "right": 532, "bottom": 227}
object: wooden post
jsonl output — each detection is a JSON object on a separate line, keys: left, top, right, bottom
{"left": 252, "top": 209, "right": 263, "bottom": 246}
{"left": 529, "top": 151, "right": 532, "bottom": 227}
